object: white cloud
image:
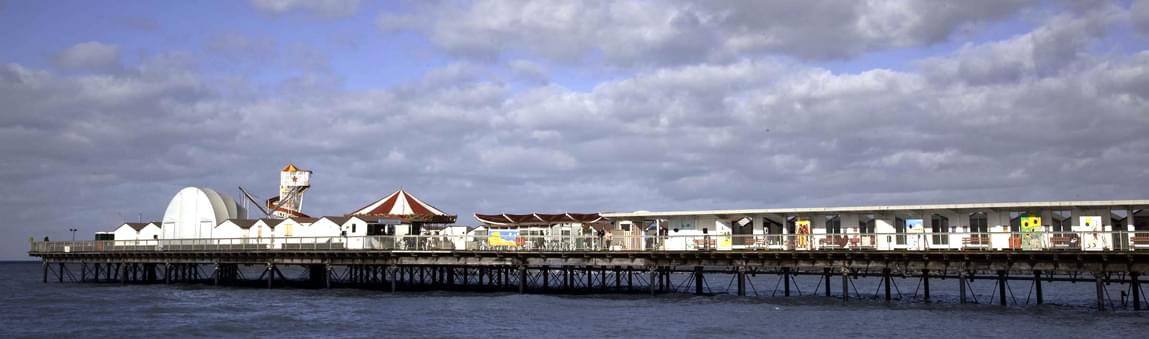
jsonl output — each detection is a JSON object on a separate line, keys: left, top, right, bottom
{"left": 1134, "top": 0, "right": 1149, "bottom": 36}
{"left": 918, "top": 5, "right": 1118, "bottom": 85}
{"left": 53, "top": 41, "right": 120, "bottom": 71}
{"left": 249, "top": 0, "right": 359, "bottom": 17}
{"left": 379, "top": 0, "right": 1036, "bottom": 65}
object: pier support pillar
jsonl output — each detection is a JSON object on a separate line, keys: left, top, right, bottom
{"left": 308, "top": 264, "right": 328, "bottom": 289}
{"left": 462, "top": 267, "right": 469, "bottom": 288}
{"left": 145, "top": 263, "right": 156, "bottom": 283}
{"left": 120, "top": 263, "right": 127, "bottom": 285}
{"left": 1132, "top": 272, "right": 1141, "bottom": 311}
{"left": 1034, "top": 270, "right": 1043, "bottom": 305}
{"left": 694, "top": 266, "right": 704, "bottom": 295}
{"left": 541, "top": 266, "right": 549, "bottom": 291}
{"left": 737, "top": 267, "right": 746, "bottom": 297}
{"left": 58, "top": 263, "right": 65, "bottom": 283}
{"left": 627, "top": 267, "right": 633, "bottom": 292}
{"left": 959, "top": 271, "right": 968, "bottom": 304}
{"left": 266, "top": 264, "right": 274, "bottom": 289}
{"left": 783, "top": 267, "right": 791, "bottom": 297}
{"left": 600, "top": 266, "right": 607, "bottom": 291}
{"left": 518, "top": 265, "right": 527, "bottom": 294}
{"left": 586, "top": 267, "right": 593, "bottom": 292}
{"left": 883, "top": 268, "right": 891, "bottom": 301}
{"left": 615, "top": 266, "right": 621, "bottom": 290}
{"left": 41, "top": 261, "right": 48, "bottom": 283}
{"left": 842, "top": 267, "right": 850, "bottom": 301}
{"left": 390, "top": 266, "right": 398, "bottom": 293}
{"left": 824, "top": 267, "right": 831, "bottom": 297}
{"left": 648, "top": 267, "right": 656, "bottom": 296}
{"left": 1096, "top": 273, "right": 1106, "bottom": 311}
{"left": 922, "top": 269, "right": 930, "bottom": 302}
{"left": 998, "top": 270, "right": 1007, "bottom": 306}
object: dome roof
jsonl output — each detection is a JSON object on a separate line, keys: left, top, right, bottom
{"left": 161, "top": 187, "right": 245, "bottom": 239}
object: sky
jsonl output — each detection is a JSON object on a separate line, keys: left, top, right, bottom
{"left": 2, "top": 0, "right": 1148, "bottom": 260}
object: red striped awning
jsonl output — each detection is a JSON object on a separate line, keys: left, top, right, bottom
{"left": 350, "top": 190, "right": 456, "bottom": 224}
{"left": 474, "top": 213, "right": 604, "bottom": 227}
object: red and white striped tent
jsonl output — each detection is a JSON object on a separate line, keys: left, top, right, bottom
{"left": 350, "top": 189, "right": 457, "bottom": 224}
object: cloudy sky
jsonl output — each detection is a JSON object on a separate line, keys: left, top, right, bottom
{"left": 2, "top": 0, "right": 1148, "bottom": 259}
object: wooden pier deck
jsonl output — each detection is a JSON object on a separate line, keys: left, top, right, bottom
{"left": 28, "top": 246, "right": 1149, "bottom": 310}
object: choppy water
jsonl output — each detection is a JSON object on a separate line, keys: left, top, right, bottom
{"left": 1, "top": 261, "right": 1146, "bottom": 338}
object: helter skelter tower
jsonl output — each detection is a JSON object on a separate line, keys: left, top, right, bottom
{"left": 269, "top": 163, "right": 311, "bottom": 218}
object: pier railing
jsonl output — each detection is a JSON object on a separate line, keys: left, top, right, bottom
{"left": 28, "top": 230, "right": 1149, "bottom": 254}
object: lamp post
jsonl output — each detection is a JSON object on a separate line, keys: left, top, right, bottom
{"left": 69, "top": 228, "right": 78, "bottom": 241}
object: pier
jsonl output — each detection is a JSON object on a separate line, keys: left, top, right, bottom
{"left": 27, "top": 235, "right": 1149, "bottom": 311}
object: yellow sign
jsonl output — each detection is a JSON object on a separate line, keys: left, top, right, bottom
{"left": 796, "top": 219, "right": 811, "bottom": 249}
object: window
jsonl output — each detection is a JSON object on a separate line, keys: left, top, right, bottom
{"left": 1008, "top": 212, "right": 1024, "bottom": 233}
{"left": 969, "top": 212, "right": 988, "bottom": 234}
{"left": 284, "top": 223, "right": 294, "bottom": 237}
{"left": 895, "top": 217, "right": 906, "bottom": 245}
{"left": 825, "top": 216, "right": 841, "bottom": 234}
{"left": 858, "top": 215, "right": 876, "bottom": 234}
{"left": 1052, "top": 211, "right": 1071, "bottom": 233}
{"left": 931, "top": 215, "right": 948, "bottom": 245}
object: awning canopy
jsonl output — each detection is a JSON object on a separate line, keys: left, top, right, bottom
{"left": 474, "top": 213, "right": 604, "bottom": 227}
{"left": 350, "top": 189, "right": 457, "bottom": 224}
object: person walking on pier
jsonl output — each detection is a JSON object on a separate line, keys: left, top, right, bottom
{"left": 605, "top": 230, "right": 613, "bottom": 251}
{"left": 596, "top": 229, "right": 605, "bottom": 251}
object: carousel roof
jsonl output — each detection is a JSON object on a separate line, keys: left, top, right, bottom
{"left": 474, "top": 213, "right": 604, "bottom": 226}
{"left": 350, "top": 189, "right": 456, "bottom": 223}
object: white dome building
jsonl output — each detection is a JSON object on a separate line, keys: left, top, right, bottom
{"left": 161, "top": 187, "right": 246, "bottom": 239}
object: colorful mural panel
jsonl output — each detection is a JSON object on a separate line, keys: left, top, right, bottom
{"left": 906, "top": 219, "right": 924, "bottom": 250}
{"left": 1020, "top": 214, "right": 1042, "bottom": 250}
{"left": 488, "top": 229, "right": 520, "bottom": 247}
